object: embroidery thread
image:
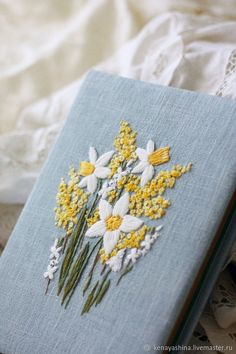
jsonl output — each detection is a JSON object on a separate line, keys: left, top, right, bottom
{"left": 43, "top": 120, "right": 192, "bottom": 314}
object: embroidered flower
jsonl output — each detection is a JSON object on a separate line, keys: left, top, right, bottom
{"left": 50, "top": 259, "right": 59, "bottom": 266}
{"left": 50, "top": 239, "right": 62, "bottom": 261}
{"left": 113, "top": 166, "right": 129, "bottom": 180}
{"left": 132, "top": 140, "right": 170, "bottom": 186}
{"left": 46, "top": 120, "right": 192, "bottom": 312}
{"left": 85, "top": 193, "right": 143, "bottom": 254}
{"left": 153, "top": 225, "right": 163, "bottom": 238}
{"left": 106, "top": 249, "right": 125, "bottom": 272}
{"left": 79, "top": 147, "right": 114, "bottom": 194}
{"left": 98, "top": 181, "right": 112, "bottom": 199}
{"left": 44, "top": 239, "right": 62, "bottom": 280}
{"left": 125, "top": 248, "right": 140, "bottom": 264}
{"left": 44, "top": 264, "right": 58, "bottom": 280}
{"left": 141, "top": 234, "right": 154, "bottom": 251}
{"left": 99, "top": 167, "right": 131, "bottom": 199}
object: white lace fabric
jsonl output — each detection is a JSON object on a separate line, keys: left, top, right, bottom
{"left": 0, "top": 1, "right": 236, "bottom": 352}
{"left": 216, "top": 49, "right": 236, "bottom": 99}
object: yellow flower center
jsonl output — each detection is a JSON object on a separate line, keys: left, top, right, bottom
{"left": 79, "top": 161, "right": 95, "bottom": 176}
{"left": 105, "top": 215, "right": 122, "bottom": 231}
{"left": 148, "top": 147, "right": 170, "bottom": 166}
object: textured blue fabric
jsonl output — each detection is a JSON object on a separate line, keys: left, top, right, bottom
{"left": 0, "top": 70, "right": 235, "bottom": 354}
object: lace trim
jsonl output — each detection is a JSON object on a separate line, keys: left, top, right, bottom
{"left": 216, "top": 49, "right": 236, "bottom": 98}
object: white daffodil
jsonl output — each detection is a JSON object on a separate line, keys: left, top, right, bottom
{"left": 85, "top": 193, "right": 143, "bottom": 254}
{"left": 79, "top": 147, "right": 114, "bottom": 194}
{"left": 106, "top": 249, "right": 125, "bottom": 272}
{"left": 132, "top": 140, "right": 170, "bottom": 186}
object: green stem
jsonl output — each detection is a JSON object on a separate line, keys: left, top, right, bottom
{"left": 81, "top": 281, "right": 99, "bottom": 315}
{"left": 116, "top": 261, "right": 133, "bottom": 286}
{"left": 95, "top": 279, "right": 111, "bottom": 307}
{"left": 92, "top": 269, "right": 111, "bottom": 306}
{"left": 83, "top": 241, "right": 102, "bottom": 296}
{"left": 64, "top": 238, "right": 102, "bottom": 308}
{"left": 45, "top": 279, "right": 50, "bottom": 295}
{"left": 58, "top": 236, "right": 65, "bottom": 248}
{"left": 61, "top": 242, "right": 90, "bottom": 304}
{"left": 57, "top": 207, "right": 87, "bottom": 295}
{"left": 61, "top": 234, "right": 69, "bottom": 254}
{"left": 100, "top": 264, "right": 107, "bottom": 275}
{"left": 79, "top": 184, "right": 101, "bottom": 250}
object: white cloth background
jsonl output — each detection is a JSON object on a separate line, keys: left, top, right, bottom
{"left": 0, "top": 0, "right": 236, "bottom": 351}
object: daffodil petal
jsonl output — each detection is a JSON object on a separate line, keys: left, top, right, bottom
{"left": 94, "top": 166, "right": 110, "bottom": 179}
{"left": 96, "top": 150, "right": 114, "bottom": 166}
{"left": 103, "top": 230, "right": 120, "bottom": 254}
{"left": 147, "top": 140, "right": 155, "bottom": 153}
{"left": 78, "top": 176, "right": 88, "bottom": 188}
{"left": 132, "top": 161, "right": 148, "bottom": 174}
{"left": 87, "top": 174, "right": 98, "bottom": 193}
{"left": 120, "top": 215, "right": 143, "bottom": 232}
{"left": 140, "top": 165, "right": 154, "bottom": 187}
{"left": 136, "top": 148, "right": 148, "bottom": 161}
{"left": 113, "top": 192, "right": 129, "bottom": 217}
{"left": 85, "top": 221, "right": 106, "bottom": 237}
{"left": 99, "top": 199, "right": 112, "bottom": 220}
{"left": 89, "top": 147, "right": 97, "bottom": 164}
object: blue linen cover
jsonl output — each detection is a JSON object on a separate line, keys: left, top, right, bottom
{"left": 0, "top": 70, "right": 235, "bottom": 354}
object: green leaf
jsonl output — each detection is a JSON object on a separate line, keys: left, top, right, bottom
{"left": 116, "top": 263, "right": 133, "bottom": 286}
{"left": 95, "top": 279, "right": 111, "bottom": 307}
{"left": 61, "top": 243, "right": 90, "bottom": 305}
{"left": 92, "top": 269, "right": 111, "bottom": 306}
{"left": 83, "top": 242, "right": 102, "bottom": 296}
{"left": 81, "top": 281, "right": 99, "bottom": 315}
{"left": 63, "top": 238, "right": 102, "bottom": 308}
{"left": 57, "top": 207, "right": 87, "bottom": 295}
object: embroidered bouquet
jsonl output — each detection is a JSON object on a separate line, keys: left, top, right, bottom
{"left": 44, "top": 120, "right": 192, "bottom": 314}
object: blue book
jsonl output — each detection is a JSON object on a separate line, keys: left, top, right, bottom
{"left": 0, "top": 71, "right": 235, "bottom": 354}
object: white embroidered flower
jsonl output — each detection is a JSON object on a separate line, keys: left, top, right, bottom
{"left": 99, "top": 167, "right": 131, "bottom": 199}
{"left": 141, "top": 249, "right": 148, "bottom": 257}
{"left": 85, "top": 193, "right": 143, "bottom": 254}
{"left": 132, "top": 140, "right": 170, "bottom": 186}
{"left": 113, "top": 167, "right": 128, "bottom": 180}
{"left": 141, "top": 234, "right": 154, "bottom": 251}
{"left": 44, "top": 239, "right": 62, "bottom": 280}
{"left": 78, "top": 147, "right": 114, "bottom": 194}
{"left": 155, "top": 225, "right": 163, "bottom": 233}
{"left": 50, "top": 259, "right": 59, "bottom": 266}
{"left": 125, "top": 248, "right": 140, "bottom": 264}
{"left": 98, "top": 181, "right": 113, "bottom": 199}
{"left": 153, "top": 225, "right": 163, "bottom": 239}
{"left": 50, "top": 239, "right": 62, "bottom": 261}
{"left": 106, "top": 249, "right": 125, "bottom": 272}
{"left": 43, "top": 264, "right": 58, "bottom": 280}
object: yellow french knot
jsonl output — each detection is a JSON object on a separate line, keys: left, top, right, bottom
{"left": 79, "top": 161, "right": 95, "bottom": 176}
{"left": 148, "top": 147, "right": 170, "bottom": 166}
{"left": 105, "top": 216, "right": 122, "bottom": 231}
